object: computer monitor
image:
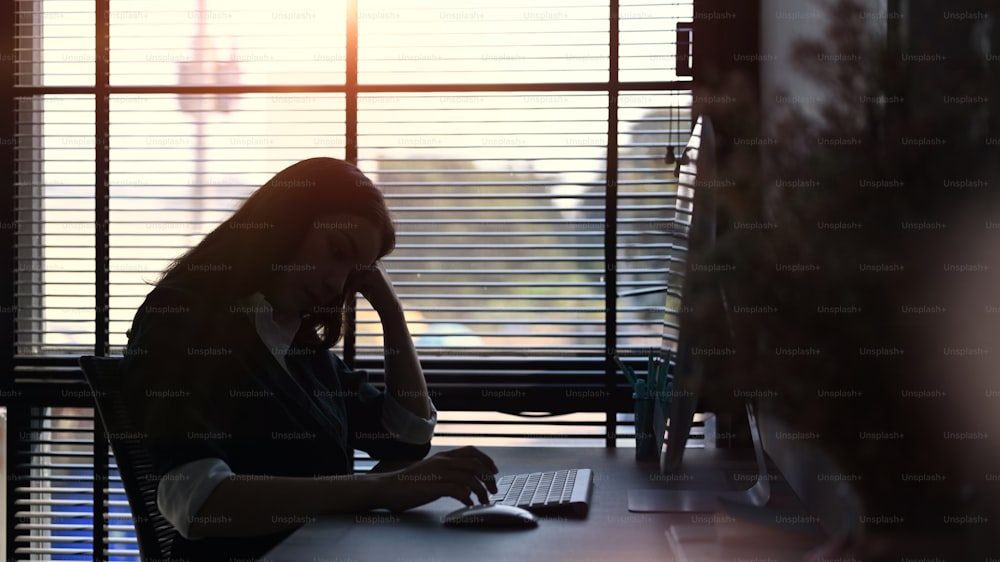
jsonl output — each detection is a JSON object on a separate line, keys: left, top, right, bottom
{"left": 627, "top": 115, "right": 772, "bottom": 513}
{"left": 663, "top": 113, "right": 718, "bottom": 474}
{"left": 613, "top": 115, "right": 718, "bottom": 468}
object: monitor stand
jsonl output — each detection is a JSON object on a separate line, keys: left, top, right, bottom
{"left": 627, "top": 401, "right": 770, "bottom": 512}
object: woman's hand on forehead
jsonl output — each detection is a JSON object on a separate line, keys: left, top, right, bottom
{"left": 316, "top": 215, "right": 381, "bottom": 266}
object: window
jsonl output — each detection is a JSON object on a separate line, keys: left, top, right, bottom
{"left": 6, "top": 1, "right": 695, "bottom": 559}
{"left": 13, "top": 0, "right": 692, "bottom": 364}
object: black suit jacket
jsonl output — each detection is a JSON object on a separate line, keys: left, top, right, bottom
{"left": 120, "top": 285, "right": 431, "bottom": 561}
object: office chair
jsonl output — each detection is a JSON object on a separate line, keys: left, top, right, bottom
{"left": 78, "top": 355, "right": 179, "bottom": 560}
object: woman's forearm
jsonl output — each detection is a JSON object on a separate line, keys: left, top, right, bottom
{"left": 188, "top": 473, "right": 387, "bottom": 538}
{"left": 355, "top": 262, "right": 432, "bottom": 420}
{"left": 379, "top": 305, "right": 432, "bottom": 419}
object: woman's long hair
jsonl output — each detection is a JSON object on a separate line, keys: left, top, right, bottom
{"left": 157, "top": 157, "right": 396, "bottom": 348}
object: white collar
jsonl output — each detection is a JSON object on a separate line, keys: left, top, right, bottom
{"left": 244, "top": 292, "right": 299, "bottom": 359}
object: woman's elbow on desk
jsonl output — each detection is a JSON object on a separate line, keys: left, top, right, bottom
{"left": 186, "top": 473, "right": 387, "bottom": 538}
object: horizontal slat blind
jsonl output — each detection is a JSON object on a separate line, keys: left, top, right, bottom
{"left": 14, "top": 0, "right": 97, "bottom": 88}
{"left": 10, "top": 407, "right": 139, "bottom": 561}
{"left": 615, "top": 0, "right": 695, "bottom": 360}
{"left": 355, "top": 91, "right": 608, "bottom": 358}
{"left": 619, "top": 1, "right": 691, "bottom": 82}
{"left": 357, "top": 1, "right": 609, "bottom": 84}
{"left": 13, "top": 0, "right": 694, "bottom": 363}
{"left": 616, "top": 90, "right": 694, "bottom": 357}
{"left": 109, "top": 0, "right": 349, "bottom": 87}
{"left": 15, "top": 95, "right": 96, "bottom": 356}
{"left": 434, "top": 411, "right": 630, "bottom": 447}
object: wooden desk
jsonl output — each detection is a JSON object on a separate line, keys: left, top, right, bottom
{"left": 261, "top": 446, "right": 827, "bottom": 562}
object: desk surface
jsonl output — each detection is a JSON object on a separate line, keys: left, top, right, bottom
{"left": 262, "top": 446, "right": 826, "bottom": 562}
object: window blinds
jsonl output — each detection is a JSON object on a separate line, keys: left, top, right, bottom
{"left": 13, "top": 0, "right": 693, "bottom": 366}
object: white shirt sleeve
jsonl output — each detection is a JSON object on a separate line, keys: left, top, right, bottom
{"left": 380, "top": 393, "right": 437, "bottom": 444}
{"left": 156, "top": 457, "right": 234, "bottom": 539}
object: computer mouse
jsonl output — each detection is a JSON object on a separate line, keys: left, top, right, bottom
{"left": 442, "top": 504, "right": 539, "bottom": 529}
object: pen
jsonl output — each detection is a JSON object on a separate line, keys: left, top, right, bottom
{"left": 612, "top": 354, "right": 638, "bottom": 388}
{"left": 633, "top": 378, "right": 649, "bottom": 400}
{"left": 649, "top": 357, "right": 659, "bottom": 398}
{"left": 657, "top": 357, "right": 669, "bottom": 399}
{"left": 647, "top": 351, "right": 655, "bottom": 393}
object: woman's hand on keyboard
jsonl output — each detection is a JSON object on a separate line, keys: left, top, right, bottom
{"left": 376, "top": 446, "right": 499, "bottom": 512}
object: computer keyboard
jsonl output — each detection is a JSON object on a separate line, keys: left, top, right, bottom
{"left": 488, "top": 468, "right": 593, "bottom": 517}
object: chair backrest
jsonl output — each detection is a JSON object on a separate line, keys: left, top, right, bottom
{"left": 78, "top": 355, "right": 178, "bottom": 560}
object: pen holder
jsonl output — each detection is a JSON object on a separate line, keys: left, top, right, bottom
{"left": 633, "top": 396, "right": 657, "bottom": 461}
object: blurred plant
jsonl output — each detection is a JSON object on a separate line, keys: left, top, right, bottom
{"left": 690, "top": 0, "right": 998, "bottom": 550}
